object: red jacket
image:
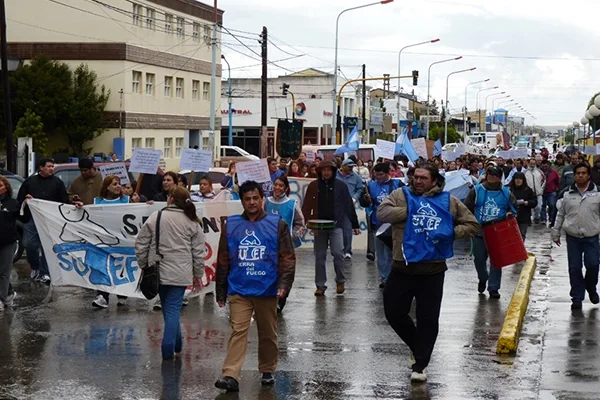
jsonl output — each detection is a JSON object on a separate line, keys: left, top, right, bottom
{"left": 544, "top": 168, "right": 560, "bottom": 194}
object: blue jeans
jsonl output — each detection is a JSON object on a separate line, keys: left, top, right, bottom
{"left": 23, "top": 220, "right": 49, "bottom": 276}
{"left": 472, "top": 236, "right": 502, "bottom": 292}
{"left": 375, "top": 237, "right": 393, "bottom": 282}
{"left": 565, "top": 235, "right": 600, "bottom": 302}
{"left": 314, "top": 227, "right": 345, "bottom": 289}
{"left": 159, "top": 285, "right": 186, "bottom": 360}
{"left": 540, "top": 193, "right": 557, "bottom": 224}
{"left": 343, "top": 217, "right": 353, "bottom": 255}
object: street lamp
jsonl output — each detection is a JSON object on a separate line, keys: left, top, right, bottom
{"left": 484, "top": 91, "right": 505, "bottom": 132}
{"left": 396, "top": 38, "right": 440, "bottom": 125}
{"left": 426, "top": 55, "right": 463, "bottom": 139}
{"left": 332, "top": 0, "right": 394, "bottom": 143}
{"left": 464, "top": 78, "right": 489, "bottom": 138}
{"left": 444, "top": 67, "right": 476, "bottom": 144}
{"left": 475, "top": 86, "right": 498, "bottom": 132}
{"left": 221, "top": 54, "right": 233, "bottom": 147}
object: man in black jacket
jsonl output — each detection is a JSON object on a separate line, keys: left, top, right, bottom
{"left": 17, "top": 157, "right": 69, "bottom": 284}
{"left": 302, "top": 160, "right": 359, "bottom": 296}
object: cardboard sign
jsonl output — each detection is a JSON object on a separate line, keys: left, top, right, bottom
{"left": 179, "top": 148, "right": 213, "bottom": 172}
{"left": 98, "top": 163, "right": 130, "bottom": 185}
{"left": 129, "top": 148, "right": 161, "bottom": 175}
{"left": 236, "top": 159, "right": 271, "bottom": 185}
{"left": 376, "top": 139, "right": 396, "bottom": 160}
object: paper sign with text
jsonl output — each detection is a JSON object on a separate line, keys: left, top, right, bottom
{"left": 411, "top": 138, "right": 428, "bottom": 159}
{"left": 98, "top": 163, "right": 130, "bottom": 185}
{"left": 236, "top": 159, "right": 271, "bottom": 185}
{"left": 376, "top": 139, "right": 396, "bottom": 160}
{"left": 179, "top": 149, "right": 213, "bottom": 172}
{"left": 129, "top": 148, "right": 162, "bottom": 175}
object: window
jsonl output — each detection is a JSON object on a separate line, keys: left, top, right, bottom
{"left": 176, "top": 78, "right": 184, "bottom": 98}
{"left": 165, "top": 14, "right": 173, "bottom": 34}
{"left": 145, "top": 138, "right": 155, "bottom": 149}
{"left": 145, "top": 73, "right": 154, "bottom": 95}
{"left": 202, "top": 82, "right": 210, "bottom": 101}
{"left": 192, "top": 80, "right": 199, "bottom": 100}
{"left": 175, "top": 137, "right": 183, "bottom": 158}
{"left": 204, "top": 24, "right": 211, "bottom": 43}
{"left": 164, "top": 76, "right": 172, "bottom": 97}
{"left": 146, "top": 8, "right": 155, "bottom": 30}
{"left": 132, "top": 4, "right": 142, "bottom": 26}
{"left": 163, "top": 138, "right": 172, "bottom": 158}
{"left": 176, "top": 17, "right": 185, "bottom": 38}
{"left": 132, "top": 137, "right": 142, "bottom": 149}
{"left": 193, "top": 23, "right": 200, "bottom": 41}
{"left": 202, "top": 137, "right": 209, "bottom": 150}
{"left": 132, "top": 71, "right": 141, "bottom": 93}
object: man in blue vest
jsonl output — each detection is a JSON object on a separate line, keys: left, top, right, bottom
{"left": 378, "top": 164, "right": 479, "bottom": 382}
{"left": 362, "top": 162, "right": 403, "bottom": 287}
{"left": 464, "top": 165, "right": 518, "bottom": 299}
{"left": 215, "top": 181, "right": 296, "bottom": 392}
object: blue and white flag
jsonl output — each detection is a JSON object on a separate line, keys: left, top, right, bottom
{"left": 395, "top": 129, "right": 420, "bottom": 162}
{"left": 433, "top": 139, "right": 443, "bottom": 157}
{"left": 335, "top": 125, "right": 360, "bottom": 155}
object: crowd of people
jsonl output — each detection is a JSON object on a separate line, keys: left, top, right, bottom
{"left": 0, "top": 144, "right": 597, "bottom": 390}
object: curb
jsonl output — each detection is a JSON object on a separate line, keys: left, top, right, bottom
{"left": 496, "top": 254, "right": 537, "bottom": 355}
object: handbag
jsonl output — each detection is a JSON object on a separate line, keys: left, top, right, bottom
{"left": 138, "top": 210, "right": 163, "bottom": 300}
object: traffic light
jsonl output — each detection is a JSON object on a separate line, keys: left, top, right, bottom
{"left": 282, "top": 83, "right": 290, "bottom": 96}
{"left": 412, "top": 70, "right": 419, "bottom": 86}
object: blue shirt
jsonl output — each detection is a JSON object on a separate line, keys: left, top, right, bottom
{"left": 337, "top": 170, "right": 364, "bottom": 201}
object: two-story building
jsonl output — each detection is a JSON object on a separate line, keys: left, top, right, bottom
{"left": 7, "top": 0, "right": 222, "bottom": 170}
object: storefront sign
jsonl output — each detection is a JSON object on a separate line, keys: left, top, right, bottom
{"left": 221, "top": 109, "right": 253, "bottom": 115}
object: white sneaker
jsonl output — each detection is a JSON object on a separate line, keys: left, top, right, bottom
{"left": 344, "top": 253, "right": 352, "bottom": 260}
{"left": 92, "top": 295, "right": 108, "bottom": 309}
{"left": 4, "top": 292, "right": 16, "bottom": 308}
{"left": 410, "top": 369, "right": 427, "bottom": 382}
{"left": 117, "top": 298, "right": 127, "bottom": 306}
{"left": 39, "top": 274, "right": 51, "bottom": 285}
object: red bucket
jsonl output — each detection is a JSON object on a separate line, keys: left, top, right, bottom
{"left": 481, "top": 215, "right": 528, "bottom": 269}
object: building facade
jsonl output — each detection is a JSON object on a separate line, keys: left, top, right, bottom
{"left": 7, "top": 0, "right": 222, "bottom": 171}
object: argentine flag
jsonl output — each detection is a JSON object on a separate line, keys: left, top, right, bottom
{"left": 395, "top": 128, "right": 420, "bottom": 163}
{"left": 335, "top": 125, "right": 360, "bottom": 155}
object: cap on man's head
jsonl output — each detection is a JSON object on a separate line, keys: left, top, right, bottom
{"left": 342, "top": 158, "right": 356, "bottom": 167}
{"left": 78, "top": 157, "right": 94, "bottom": 169}
{"left": 486, "top": 165, "right": 503, "bottom": 178}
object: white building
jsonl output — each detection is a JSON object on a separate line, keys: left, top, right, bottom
{"left": 7, "top": 0, "right": 222, "bottom": 171}
{"left": 220, "top": 68, "right": 364, "bottom": 155}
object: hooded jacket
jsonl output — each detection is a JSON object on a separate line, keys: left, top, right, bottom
{"left": 509, "top": 173, "right": 538, "bottom": 224}
{"left": 377, "top": 181, "right": 480, "bottom": 275}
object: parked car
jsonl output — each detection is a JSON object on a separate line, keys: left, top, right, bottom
{"left": 214, "top": 146, "right": 259, "bottom": 167}
{"left": 179, "top": 168, "right": 226, "bottom": 193}
{"left": 0, "top": 169, "right": 25, "bottom": 263}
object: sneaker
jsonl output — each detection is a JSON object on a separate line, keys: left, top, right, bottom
{"left": 478, "top": 280, "right": 487, "bottom": 294}
{"left": 571, "top": 300, "right": 583, "bottom": 310}
{"left": 589, "top": 291, "right": 600, "bottom": 305}
{"left": 4, "top": 291, "right": 16, "bottom": 308}
{"left": 336, "top": 283, "right": 345, "bottom": 294}
{"left": 314, "top": 287, "right": 325, "bottom": 296}
{"left": 215, "top": 376, "right": 239, "bottom": 392}
{"left": 39, "top": 274, "right": 51, "bottom": 285}
{"left": 344, "top": 253, "right": 352, "bottom": 260}
{"left": 410, "top": 369, "right": 427, "bottom": 382}
{"left": 261, "top": 372, "right": 275, "bottom": 385}
{"left": 117, "top": 297, "right": 127, "bottom": 306}
{"left": 30, "top": 270, "right": 39, "bottom": 281}
{"left": 366, "top": 252, "right": 375, "bottom": 262}
{"left": 489, "top": 290, "right": 501, "bottom": 299}
{"left": 182, "top": 298, "right": 189, "bottom": 307}
{"left": 92, "top": 295, "right": 108, "bottom": 309}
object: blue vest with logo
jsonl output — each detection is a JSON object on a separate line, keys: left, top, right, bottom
{"left": 369, "top": 179, "right": 403, "bottom": 226}
{"left": 402, "top": 187, "right": 454, "bottom": 263}
{"left": 93, "top": 195, "right": 130, "bottom": 205}
{"left": 226, "top": 214, "right": 280, "bottom": 297}
{"left": 474, "top": 184, "right": 514, "bottom": 224}
{"left": 265, "top": 197, "right": 302, "bottom": 248}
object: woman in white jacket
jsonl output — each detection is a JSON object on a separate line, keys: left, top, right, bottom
{"left": 135, "top": 186, "right": 205, "bottom": 360}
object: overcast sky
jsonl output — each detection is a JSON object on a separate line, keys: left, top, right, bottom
{"left": 217, "top": 0, "right": 600, "bottom": 129}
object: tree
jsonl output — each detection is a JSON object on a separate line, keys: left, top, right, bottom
{"left": 369, "top": 133, "right": 394, "bottom": 144}
{"left": 428, "top": 123, "right": 462, "bottom": 145}
{"left": 14, "top": 109, "right": 47, "bottom": 154}
{"left": 66, "top": 64, "right": 110, "bottom": 155}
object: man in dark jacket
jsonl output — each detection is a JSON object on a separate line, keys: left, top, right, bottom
{"left": 17, "top": 157, "right": 69, "bottom": 284}
{"left": 560, "top": 153, "right": 579, "bottom": 191}
{"left": 302, "top": 160, "right": 359, "bottom": 296}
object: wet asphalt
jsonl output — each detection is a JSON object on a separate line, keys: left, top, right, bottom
{"left": 1, "top": 226, "right": 599, "bottom": 400}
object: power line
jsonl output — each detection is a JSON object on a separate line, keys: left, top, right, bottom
{"left": 268, "top": 39, "right": 303, "bottom": 58}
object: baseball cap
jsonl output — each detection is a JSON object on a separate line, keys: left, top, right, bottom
{"left": 486, "top": 165, "right": 503, "bottom": 178}
{"left": 342, "top": 159, "right": 356, "bottom": 167}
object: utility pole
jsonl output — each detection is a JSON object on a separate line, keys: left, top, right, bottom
{"left": 118, "top": 89, "right": 123, "bottom": 138}
{"left": 0, "top": 0, "right": 14, "bottom": 172}
{"left": 208, "top": 0, "right": 218, "bottom": 154}
{"left": 362, "top": 64, "right": 366, "bottom": 144}
{"left": 260, "top": 26, "right": 268, "bottom": 158}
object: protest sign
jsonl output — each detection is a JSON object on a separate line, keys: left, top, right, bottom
{"left": 179, "top": 149, "right": 213, "bottom": 172}
{"left": 98, "top": 163, "right": 130, "bottom": 185}
{"left": 236, "top": 159, "right": 271, "bottom": 185}
{"left": 376, "top": 139, "right": 396, "bottom": 160}
{"left": 305, "top": 151, "right": 315, "bottom": 163}
{"left": 411, "top": 138, "right": 428, "bottom": 159}
{"left": 129, "top": 148, "right": 162, "bottom": 175}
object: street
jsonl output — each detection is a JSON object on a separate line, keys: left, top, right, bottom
{"left": 0, "top": 226, "right": 599, "bottom": 400}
